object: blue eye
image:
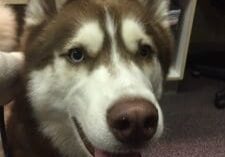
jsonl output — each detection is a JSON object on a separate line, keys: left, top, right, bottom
{"left": 68, "top": 48, "right": 85, "bottom": 63}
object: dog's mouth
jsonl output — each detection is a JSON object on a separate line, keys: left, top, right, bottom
{"left": 72, "top": 118, "right": 142, "bottom": 157}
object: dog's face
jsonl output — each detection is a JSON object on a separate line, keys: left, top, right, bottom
{"left": 22, "top": 0, "right": 173, "bottom": 157}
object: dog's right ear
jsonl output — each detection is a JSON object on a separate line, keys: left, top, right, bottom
{"left": 25, "top": 0, "right": 68, "bottom": 27}
{"left": 138, "top": 0, "right": 171, "bottom": 28}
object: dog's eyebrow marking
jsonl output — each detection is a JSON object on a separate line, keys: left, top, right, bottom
{"left": 121, "top": 18, "right": 155, "bottom": 53}
{"left": 68, "top": 21, "right": 104, "bottom": 57}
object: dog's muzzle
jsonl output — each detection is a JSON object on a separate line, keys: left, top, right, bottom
{"left": 73, "top": 98, "right": 158, "bottom": 157}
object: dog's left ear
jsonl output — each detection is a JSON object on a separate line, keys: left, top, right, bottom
{"left": 139, "top": 0, "right": 171, "bottom": 28}
{"left": 25, "top": 0, "right": 68, "bottom": 27}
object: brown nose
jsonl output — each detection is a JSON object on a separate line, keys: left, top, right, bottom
{"left": 107, "top": 98, "right": 158, "bottom": 145}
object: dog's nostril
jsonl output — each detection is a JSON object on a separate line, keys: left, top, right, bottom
{"left": 144, "top": 115, "right": 158, "bottom": 130}
{"left": 114, "top": 116, "right": 130, "bottom": 131}
{"left": 144, "top": 116, "right": 153, "bottom": 130}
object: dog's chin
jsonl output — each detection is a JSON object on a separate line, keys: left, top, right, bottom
{"left": 72, "top": 118, "right": 142, "bottom": 157}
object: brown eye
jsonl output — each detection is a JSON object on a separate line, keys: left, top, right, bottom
{"left": 68, "top": 47, "right": 85, "bottom": 63}
{"left": 139, "top": 44, "right": 153, "bottom": 58}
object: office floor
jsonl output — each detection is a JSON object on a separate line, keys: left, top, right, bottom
{"left": 1, "top": 71, "right": 225, "bottom": 157}
{"left": 146, "top": 70, "right": 225, "bottom": 157}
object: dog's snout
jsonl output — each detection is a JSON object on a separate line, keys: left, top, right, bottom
{"left": 107, "top": 98, "right": 158, "bottom": 145}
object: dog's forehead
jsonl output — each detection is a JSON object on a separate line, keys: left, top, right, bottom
{"left": 25, "top": 0, "right": 172, "bottom": 74}
{"left": 61, "top": 0, "right": 152, "bottom": 56}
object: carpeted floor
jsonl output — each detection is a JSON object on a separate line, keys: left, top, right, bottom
{"left": 146, "top": 72, "right": 225, "bottom": 157}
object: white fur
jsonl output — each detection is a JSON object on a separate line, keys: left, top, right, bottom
{"left": 28, "top": 8, "right": 164, "bottom": 157}
{"left": 105, "top": 10, "right": 116, "bottom": 41}
{"left": 28, "top": 57, "right": 164, "bottom": 155}
{"left": 66, "top": 22, "right": 104, "bottom": 57}
{"left": 105, "top": 10, "right": 119, "bottom": 65}
{"left": 28, "top": 58, "right": 92, "bottom": 157}
{"left": 121, "top": 18, "right": 156, "bottom": 53}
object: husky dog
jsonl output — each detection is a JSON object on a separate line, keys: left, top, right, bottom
{"left": 7, "top": 0, "right": 173, "bottom": 157}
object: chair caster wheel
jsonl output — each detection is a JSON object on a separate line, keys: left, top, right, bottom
{"left": 215, "top": 91, "right": 225, "bottom": 109}
{"left": 191, "top": 70, "right": 201, "bottom": 78}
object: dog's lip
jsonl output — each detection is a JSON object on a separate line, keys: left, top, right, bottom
{"left": 72, "top": 117, "right": 142, "bottom": 157}
{"left": 72, "top": 117, "right": 95, "bottom": 155}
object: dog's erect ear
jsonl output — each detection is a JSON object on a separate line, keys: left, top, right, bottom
{"left": 139, "top": 0, "right": 171, "bottom": 27}
{"left": 25, "top": 0, "right": 68, "bottom": 27}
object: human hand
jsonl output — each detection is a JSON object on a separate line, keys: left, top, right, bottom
{"left": 0, "top": 52, "right": 24, "bottom": 105}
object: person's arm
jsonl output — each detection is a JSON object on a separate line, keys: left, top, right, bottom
{"left": 0, "top": 52, "right": 24, "bottom": 105}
